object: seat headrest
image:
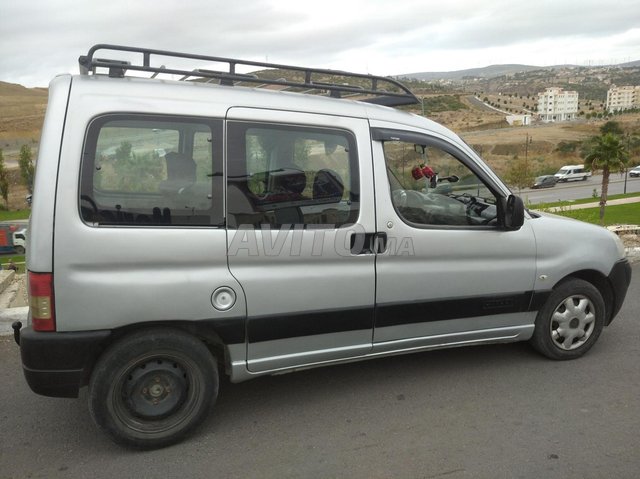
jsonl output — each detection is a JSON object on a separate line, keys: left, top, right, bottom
{"left": 313, "top": 169, "right": 344, "bottom": 201}
{"left": 272, "top": 167, "right": 306, "bottom": 195}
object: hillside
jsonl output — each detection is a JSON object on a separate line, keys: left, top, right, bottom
{"left": 0, "top": 81, "right": 47, "bottom": 165}
{"left": 400, "top": 61, "right": 640, "bottom": 101}
{"left": 402, "top": 64, "right": 545, "bottom": 81}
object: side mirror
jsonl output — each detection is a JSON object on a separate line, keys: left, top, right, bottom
{"left": 502, "top": 195, "right": 524, "bottom": 230}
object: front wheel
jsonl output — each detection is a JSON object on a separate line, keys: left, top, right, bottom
{"left": 530, "top": 279, "right": 605, "bottom": 360}
{"left": 88, "top": 328, "right": 219, "bottom": 449}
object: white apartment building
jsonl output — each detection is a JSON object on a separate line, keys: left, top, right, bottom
{"left": 537, "top": 87, "right": 579, "bottom": 122}
{"left": 606, "top": 85, "right": 640, "bottom": 112}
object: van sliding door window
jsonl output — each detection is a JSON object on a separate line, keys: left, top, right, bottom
{"left": 80, "top": 115, "right": 223, "bottom": 227}
{"left": 226, "top": 122, "right": 360, "bottom": 228}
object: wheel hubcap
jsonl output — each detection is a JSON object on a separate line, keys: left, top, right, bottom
{"left": 123, "top": 359, "right": 188, "bottom": 419}
{"left": 550, "top": 294, "right": 596, "bottom": 351}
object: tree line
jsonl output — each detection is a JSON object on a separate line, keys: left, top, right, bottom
{"left": 0, "top": 145, "right": 35, "bottom": 209}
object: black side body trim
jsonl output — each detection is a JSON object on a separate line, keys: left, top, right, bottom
{"left": 529, "top": 290, "right": 552, "bottom": 312}
{"left": 376, "top": 291, "right": 541, "bottom": 329}
{"left": 248, "top": 307, "right": 373, "bottom": 343}
{"left": 606, "top": 258, "right": 632, "bottom": 325}
{"left": 247, "top": 291, "right": 547, "bottom": 343}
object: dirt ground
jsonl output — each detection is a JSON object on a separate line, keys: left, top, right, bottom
{"left": 621, "top": 234, "right": 640, "bottom": 248}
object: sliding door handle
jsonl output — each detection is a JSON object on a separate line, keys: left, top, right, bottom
{"left": 350, "top": 232, "right": 387, "bottom": 255}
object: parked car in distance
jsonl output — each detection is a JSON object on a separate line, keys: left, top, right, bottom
{"left": 629, "top": 166, "right": 640, "bottom": 178}
{"left": 532, "top": 175, "right": 557, "bottom": 189}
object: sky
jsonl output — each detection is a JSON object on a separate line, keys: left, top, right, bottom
{"left": 1, "top": 0, "right": 639, "bottom": 88}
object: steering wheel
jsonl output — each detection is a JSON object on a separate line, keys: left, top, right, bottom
{"left": 465, "top": 195, "right": 479, "bottom": 225}
{"left": 464, "top": 196, "right": 494, "bottom": 225}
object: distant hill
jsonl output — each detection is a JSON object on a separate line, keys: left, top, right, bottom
{"left": 400, "top": 60, "right": 640, "bottom": 81}
{"left": 0, "top": 81, "right": 47, "bottom": 97}
{"left": 0, "top": 80, "right": 48, "bottom": 155}
{"left": 619, "top": 59, "right": 640, "bottom": 68}
{"left": 401, "top": 64, "right": 546, "bottom": 81}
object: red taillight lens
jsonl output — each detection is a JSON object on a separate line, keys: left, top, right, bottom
{"left": 28, "top": 272, "right": 55, "bottom": 332}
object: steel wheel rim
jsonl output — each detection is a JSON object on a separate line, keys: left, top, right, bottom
{"left": 110, "top": 352, "right": 203, "bottom": 435}
{"left": 550, "top": 294, "right": 596, "bottom": 351}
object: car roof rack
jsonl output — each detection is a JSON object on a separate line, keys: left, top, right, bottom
{"left": 78, "top": 44, "right": 419, "bottom": 107}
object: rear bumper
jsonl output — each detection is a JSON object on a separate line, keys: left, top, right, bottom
{"left": 17, "top": 325, "right": 111, "bottom": 398}
{"left": 606, "top": 258, "right": 632, "bottom": 325}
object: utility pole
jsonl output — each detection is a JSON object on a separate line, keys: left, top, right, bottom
{"left": 524, "top": 133, "right": 532, "bottom": 171}
{"left": 624, "top": 132, "right": 630, "bottom": 194}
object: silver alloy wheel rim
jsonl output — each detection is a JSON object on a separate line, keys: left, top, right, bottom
{"left": 550, "top": 294, "right": 596, "bottom": 351}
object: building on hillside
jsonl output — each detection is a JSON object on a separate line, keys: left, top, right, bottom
{"left": 537, "top": 87, "right": 579, "bottom": 122}
{"left": 505, "top": 114, "right": 531, "bottom": 126}
{"left": 606, "top": 85, "right": 640, "bottom": 112}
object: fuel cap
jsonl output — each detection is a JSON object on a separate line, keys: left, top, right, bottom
{"left": 211, "top": 287, "right": 236, "bottom": 311}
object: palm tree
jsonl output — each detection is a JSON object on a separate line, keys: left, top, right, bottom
{"left": 583, "top": 132, "right": 629, "bottom": 224}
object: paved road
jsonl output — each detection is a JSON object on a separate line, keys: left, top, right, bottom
{"left": 521, "top": 175, "right": 640, "bottom": 204}
{"left": 1, "top": 265, "right": 639, "bottom": 479}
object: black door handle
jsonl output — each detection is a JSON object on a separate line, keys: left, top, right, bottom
{"left": 350, "top": 232, "right": 387, "bottom": 255}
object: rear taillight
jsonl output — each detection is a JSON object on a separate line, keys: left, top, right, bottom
{"left": 28, "top": 272, "right": 55, "bottom": 332}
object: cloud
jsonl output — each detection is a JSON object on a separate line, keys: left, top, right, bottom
{"left": 0, "top": 0, "right": 638, "bottom": 86}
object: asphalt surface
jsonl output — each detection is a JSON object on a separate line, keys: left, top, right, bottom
{"left": 522, "top": 174, "right": 640, "bottom": 204}
{"left": 1, "top": 265, "right": 639, "bottom": 479}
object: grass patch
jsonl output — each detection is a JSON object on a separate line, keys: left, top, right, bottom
{"left": 0, "top": 209, "right": 30, "bottom": 221}
{"left": 551, "top": 203, "right": 640, "bottom": 226}
{"left": 0, "top": 254, "right": 26, "bottom": 273}
{"left": 422, "top": 95, "right": 468, "bottom": 113}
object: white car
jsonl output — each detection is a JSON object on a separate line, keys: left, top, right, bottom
{"left": 629, "top": 165, "right": 640, "bottom": 178}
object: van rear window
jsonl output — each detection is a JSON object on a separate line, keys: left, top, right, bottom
{"left": 80, "top": 115, "right": 223, "bottom": 227}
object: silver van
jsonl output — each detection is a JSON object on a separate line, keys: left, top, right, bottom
{"left": 13, "top": 45, "right": 631, "bottom": 449}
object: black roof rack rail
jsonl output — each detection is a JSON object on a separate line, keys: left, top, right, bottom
{"left": 78, "top": 44, "right": 419, "bottom": 107}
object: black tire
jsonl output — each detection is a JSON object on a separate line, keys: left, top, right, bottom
{"left": 530, "top": 278, "right": 605, "bottom": 360}
{"left": 14, "top": 245, "right": 25, "bottom": 255}
{"left": 88, "top": 328, "right": 219, "bottom": 449}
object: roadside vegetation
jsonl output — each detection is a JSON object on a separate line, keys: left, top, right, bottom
{"left": 0, "top": 254, "right": 26, "bottom": 273}
{"left": 552, "top": 203, "right": 640, "bottom": 226}
{"left": 420, "top": 95, "right": 467, "bottom": 113}
{"left": 530, "top": 191, "right": 640, "bottom": 227}
{"left": 582, "top": 121, "right": 636, "bottom": 224}
{"left": 0, "top": 209, "right": 30, "bottom": 221}
{"left": 530, "top": 192, "right": 640, "bottom": 209}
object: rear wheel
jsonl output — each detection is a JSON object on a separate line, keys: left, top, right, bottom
{"left": 530, "top": 279, "right": 605, "bottom": 360}
{"left": 88, "top": 328, "right": 218, "bottom": 449}
{"left": 14, "top": 245, "right": 25, "bottom": 254}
